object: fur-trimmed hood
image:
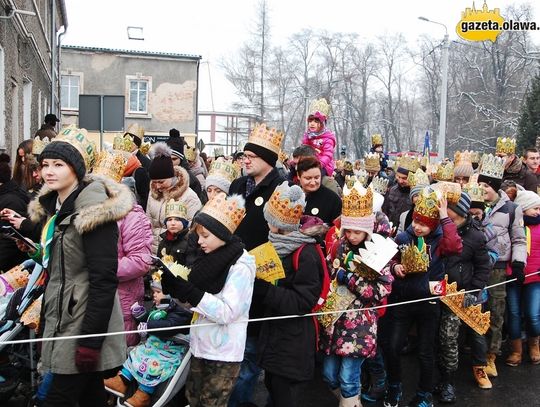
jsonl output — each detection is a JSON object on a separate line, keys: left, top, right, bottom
{"left": 29, "top": 174, "right": 134, "bottom": 234}
{"left": 150, "top": 165, "right": 190, "bottom": 201}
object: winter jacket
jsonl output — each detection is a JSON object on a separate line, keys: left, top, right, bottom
{"left": 483, "top": 191, "right": 527, "bottom": 267}
{"left": 189, "top": 155, "right": 208, "bottom": 188}
{"left": 302, "top": 129, "right": 336, "bottom": 176}
{"left": 28, "top": 176, "right": 128, "bottom": 374}
{"left": 524, "top": 224, "right": 540, "bottom": 285}
{"left": 257, "top": 243, "right": 323, "bottom": 381}
{"left": 304, "top": 184, "right": 342, "bottom": 226}
{"left": 444, "top": 216, "right": 491, "bottom": 290}
{"left": 146, "top": 301, "right": 192, "bottom": 339}
{"left": 391, "top": 217, "right": 463, "bottom": 301}
{"left": 503, "top": 159, "right": 538, "bottom": 192}
{"left": 189, "top": 250, "right": 255, "bottom": 362}
{"left": 34, "top": 123, "right": 57, "bottom": 140}
{"left": 136, "top": 150, "right": 151, "bottom": 171}
{"left": 0, "top": 180, "right": 30, "bottom": 271}
{"left": 117, "top": 202, "right": 153, "bottom": 346}
{"left": 382, "top": 184, "right": 412, "bottom": 230}
{"left": 146, "top": 166, "right": 202, "bottom": 254}
{"left": 157, "top": 228, "right": 190, "bottom": 265}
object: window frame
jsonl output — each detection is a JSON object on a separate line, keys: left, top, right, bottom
{"left": 60, "top": 72, "right": 83, "bottom": 111}
{"left": 126, "top": 74, "right": 152, "bottom": 116}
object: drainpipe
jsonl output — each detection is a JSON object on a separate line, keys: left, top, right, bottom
{"left": 50, "top": 0, "right": 56, "bottom": 114}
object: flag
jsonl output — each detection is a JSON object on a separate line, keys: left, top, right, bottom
{"left": 422, "top": 131, "right": 430, "bottom": 157}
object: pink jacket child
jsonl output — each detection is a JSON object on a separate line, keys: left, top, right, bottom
{"left": 302, "top": 100, "right": 336, "bottom": 176}
{"left": 117, "top": 203, "right": 153, "bottom": 346}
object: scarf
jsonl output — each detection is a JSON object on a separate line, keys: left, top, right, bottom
{"left": 306, "top": 128, "right": 327, "bottom": 139}
{"left": 524, "top": 215, "right": 540, "bottom": 226}
{"left": 269, "top": 230, "right": 315, "bottom": 257}
{"left": 188, "top": 236, "right": 244, "bottom": 294}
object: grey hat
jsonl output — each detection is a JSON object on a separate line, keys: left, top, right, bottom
{"left": 206, "top": 174, "right": 231, "bottom": 194}
{"left": 515, "top": 190, "right": 540, "bottom": 212}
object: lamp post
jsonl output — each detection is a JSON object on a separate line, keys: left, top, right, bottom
{"left": 419, "top": 16, "right": 449, "bottom": 160}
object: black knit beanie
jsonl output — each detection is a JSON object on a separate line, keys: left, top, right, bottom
{"left": 244, "top": 142, "right": 277, "bottom": 167}
{"left": 0, "top": 162, "right": 11, "bottom": 183}
{"left": 478, "top": 174, "right": 502, "bottom": 192}
{"left": 194, "top": 212, "right": 232, "bottom": 242}
{"left": 169, "top": 128, "right": 180, "bottom": 138}
{"left": 40, "top": 141, "right": 86, "bottom": 181}
{"left": 149, "top": 156, "right": 175, "bottom": 180}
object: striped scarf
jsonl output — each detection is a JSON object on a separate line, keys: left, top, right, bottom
{"left": 40, "top": 213, "right": 57, "bottom": 268}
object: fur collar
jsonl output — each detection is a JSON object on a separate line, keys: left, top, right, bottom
{"left": 150, "top": 165, "right": 190, "bottom": 201}
{"left": 28, "top": 174, "right": 134, "bottom": 234}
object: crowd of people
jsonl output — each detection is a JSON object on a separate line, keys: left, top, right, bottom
{"left": 0, "top": 101, "right": 539, "bottom": 407}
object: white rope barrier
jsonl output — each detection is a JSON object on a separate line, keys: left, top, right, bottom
{"left": 1, "top": 271, "right": 538, "bottom": 346}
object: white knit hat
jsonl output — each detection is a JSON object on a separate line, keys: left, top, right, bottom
{"left": 514, "top": 190, "right": 540, "bottom": 212}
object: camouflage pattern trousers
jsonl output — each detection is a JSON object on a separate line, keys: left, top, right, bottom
{"left": 186, "top": 357, "right": 241, "bottom": 407}
{"left": 486, "top": 268, "right": 507, "bottom": 354}
{"left": 438, "top": 305, "right": 487, "bottom": 373}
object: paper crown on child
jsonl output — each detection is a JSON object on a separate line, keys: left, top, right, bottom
{"left": 371, "top": 133, "right": 383, "bottom": 146}
{"left": 32, "top": 136, "right": 50, "bottom": 155}
{"left": 479, "top": 154, "right": 505, "bottom": 179}
{"left": 440, "top": 276, "right": 491, "bottom": 335}
{"left": 454, "top": 150, "right": 473, "bottom": 167}
{"left": 432, "top": 161, "right": 454, "bottom": 182}
{"left": 341, "top": 181, "right": 374, "bottom": 236}
{"left": 353, "top": 170, "right": 369, "bottom": 187}
{"left": 264, "top": 181, "right": 305, "bottom": 232}
{"left": 412, "top": 187, "right": 440, "bottom": 230}
{"left": 369, "top": 176, "right": 390, "bottom": 195}
{"left": 364, "top": 152, "right": 381, "bottom": 172}
{"left": 213, "top": 146, "right": 225, "bottom": 158}
{"left": 407, "top": 168, "right": 430, "bottom": 188}
{"left": 470, "top": 151, "right": 481, "bottom": 164}
{"left": 496, "top": 137, "right": 516, "bottom": 155}
{"left": 92, "top": 150, "right": 128, "bottom": 183}
{"left": 431, "top": 181, "right": 462, "bottom": 205}
{"left": 55, "top": 125, "right": 97, "bottom": 170}
{"left": 308, "top": 98, "right": 331, "bottom": 122}
{"left": 343, "top": 161, "right": 354, "bottom": 172}
{"left": 463, "top": 182, "right": 485, "bottom": 203}
{"left": 165, "top": 199, "right": 188, "bottom": 220}
{"left": 247, "top": 123, "right": 284, "bottom": 156}
{"left": 196, "top": 193, "right": 246, "bottom": 239}
{"left": 125, "top": 123, "right": 145, "bottom": 140}
{"left": 206, "top": 158, "right": 240, "bottom": 194}
{"left": 184, "top": 145, "right": 197, "bottom": 162}
{"left": 400, "top": 243, "right": 430, "bottom": 274}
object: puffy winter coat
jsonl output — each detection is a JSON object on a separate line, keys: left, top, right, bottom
{"left": 28, "top": 176, "right": 128, "bottom": 374}
{"left": 117, "top": 202, "right": 153, "bottom": 346}
{"left": 382, "top": 184, "right": 412, "bottom": 230}
{"left": 302, "top": 129, "right": 336, "bottom": 176}
{"left": 524, "top": 224, "right": 540, "bottom": 285}
{"left": 146, "top": 166, "right": 202, "bottom": 254}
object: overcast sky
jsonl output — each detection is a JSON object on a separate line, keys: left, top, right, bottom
{"left": 63, "top": 0, "right": 540, "bottom": 111}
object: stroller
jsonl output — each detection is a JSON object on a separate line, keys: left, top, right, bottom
{"left": 0, "top": 259, "right": 46, "bottom": 405}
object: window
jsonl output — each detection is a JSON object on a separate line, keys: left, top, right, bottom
{"left": 129, "top": 79, "right": 149, "bottom": 113}
{"left": 61, "top": 74, "right": 80, "bottom": 110}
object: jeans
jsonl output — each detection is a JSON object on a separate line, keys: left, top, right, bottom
{"left": 228, "top": 337, "right": 262, "bottom": 407}
{"left": 322, "top": 354, "right": 364, "bottom": 398}
{"left": 506, "top": 282, "right": 540, "bottom": 339}
{"left": 383, "top": 301, "right": 440, "bottom": 393}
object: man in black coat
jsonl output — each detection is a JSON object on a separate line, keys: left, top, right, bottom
{"left": 227, "top": 124, "right": 285, "bottom": 407}
{"left": 382, "top": 159, "right": 418, "bottom": 229}
{"left": 436, "top": 191, "right": 492, "bottom": 403}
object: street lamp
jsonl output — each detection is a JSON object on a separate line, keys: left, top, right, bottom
{"left": 419, "top": 16, "right": 449, "bottom": 160}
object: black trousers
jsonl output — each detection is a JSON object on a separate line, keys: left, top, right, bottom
{"left": 43, "top": 372, "right": 107, "bottom": 407}
{"left": 383, "top": 300, "right": 440, "bottom": 393}
{"left": 264, "top": 371, "right": 303, "bottom": 407}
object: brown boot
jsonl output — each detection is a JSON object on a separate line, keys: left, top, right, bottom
{"left": 528, "top": 336, "right": 540, "bottom": 364}
{"left": 124, "top": 389, "right": 152, "bottom": 407}
{"left": 103, "top": 373, "right": 128, "bottom": 398}
{"left": 505, "top": 339, "right": 522, "bottom": 366}
{"left": 484, "top": 353, "right": 498, "bottom": 377}
{"left": 472, "top": 366, "right": 492, "bottom": 389}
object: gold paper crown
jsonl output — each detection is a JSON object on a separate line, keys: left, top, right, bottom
{"left": 479, "top": 153, "right": 505, "bottom": 179}
{"left": 125, "top": 123, "right": 145, "bottom": 141}
{"left": 401, "top": 243, "right": 430, "bottom": 274}
{"left": 139, "top": 142, "right": 151, "bottom": 156}
{"left": 32, "top": 136, "right": 50, "bottom": 155}
{"left": 397, "top": 155, "right": 420, "bottom": 173}
{"left": 454, "top": 150, "right": 473, "bottom": 167}
{"left": 308, "top": 98, "right": 331, "bottom": 118}
{"left": 369, "top": 176, "right": 389, "bottom": 195}
{"left": 433, "top": 162, "right": 454, "bottom": 182}
{"left": 463, "top": 182, "right": 485, "bottom": 203}
{"left": 248, "top": 123, "right": 284, "bottom": 155}
{"left": 432, "top": 181, "right": 462, "bottom": 205}
{"left": 113, "top": 135, "right": 135, "bottom": 155}
{"left": 92, "top": 150, "right": 127, "bottom": 183}
{"left": 343, "top": 161, "right": 353, "bottom": 172}
{"left": 364, "top": 152, "right": 381, "bottom": 172}
{"left": 353, "top": 170, "right": 369, "bottom": 187}
{"left": 1, "top": 264, "right": 30, "bottom": 293}
{"left": 496, "top": 137, "right": 516, "bottom": 155}
{"left": 199, "top": 193, "right": 246, "bottom": 234}
{"left": 342, "top": 182, "right": 373, "bottom": 218}
{"left": 345, "top": 175, "right": 357, "bottom": 189}
{"left": 470, "top": 151, "right": 481, "bottom": 164}
{"left": 440, "top": 276, "right": 491, "bottom": 335}
{"left": 185, "top": 146, "right": 197, "bottom": 162}
{"left": 165, "top": 198, "right": 188, "bottom": 220}
{"left": 208, "top": 158, "right": 239, "bottom": 184}
{"left": 407, "top": 169, "right": 430, "bottom": 188}
{"left": 371, "top": 133, "right": 383, "bottom": 146}
{"left": 55, "top": 125, "right": 97, "bottom": 169}
{"left": 266, "top": 183, "right": 305, "bottom": 226}
{"left": 278, "top": 150, "right": 289, "bottom": 163}
{"left": 414, "top": 187, "right": 440, "bottom": 220}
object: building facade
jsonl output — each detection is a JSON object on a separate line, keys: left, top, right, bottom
{"left": 0, "top": 0, "right": 67, "bottom": 156}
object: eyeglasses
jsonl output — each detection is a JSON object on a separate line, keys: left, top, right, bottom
{"left": 243, "top": 153, "right": 259, "bottom": 161}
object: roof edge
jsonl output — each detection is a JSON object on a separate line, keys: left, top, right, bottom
{"left": 61, "top": 44, "right": 201, "bottom": 60}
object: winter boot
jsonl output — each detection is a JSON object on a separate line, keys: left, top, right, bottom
{"left": 383, "top": 383, "right": 402, "bottom": 407}
{"left": 331, "top": 387, "right": 341, "bottom": 398}
{"left": 124, "top": 389, "right": 152, "bottom": 407}
{"left": 339, "top": 394, "right": 362, "bottom": 407}
{"left": 406, "top": 391, "right": 433, "bottom": 407}
{"left": 505, "top": 339, "right": 522, "bottom": 366}
{"left": 472, "top": 366, "right": 492, "bottom": 389}
{"left": 361, "top": 374, "right": 387, "bottom": 403}
{"left": 484, "top": 353, "right": 498, "bottom": 377}
{"left": 528, "top": 337, "right": 540, "bottom": 364}
{"left": 438, "top": 382, "right": 457, "bottom": 404}
{"left": 103, "top": 374, "right": 128, "bottom": 398}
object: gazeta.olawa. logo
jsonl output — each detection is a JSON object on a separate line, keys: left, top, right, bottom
{"left": 456, "top": 0, "right": 539, "bottom": 42}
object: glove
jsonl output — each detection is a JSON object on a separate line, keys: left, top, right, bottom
{"left": 336, "top": 268, "right": 355, "bottom": 286}
{"left": 253, "top": 278, "right": 271, "bottom": 298}
{"left": 511, "top": 261, "right": 525, "bottom": 284}
{"left": 137, "top": 322, "right": 148, "bottom": 340}
{"left": 130, "top": 302, "right": 146, "bottom": 320}
{"left": 463, "top": 293, "right": 478, "bottom": 308}
{"left": 75, "top": 346, "right": 100, "bottom": 373}
{"left": 160, "top": 266, "right": 204, "bottom": 306}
